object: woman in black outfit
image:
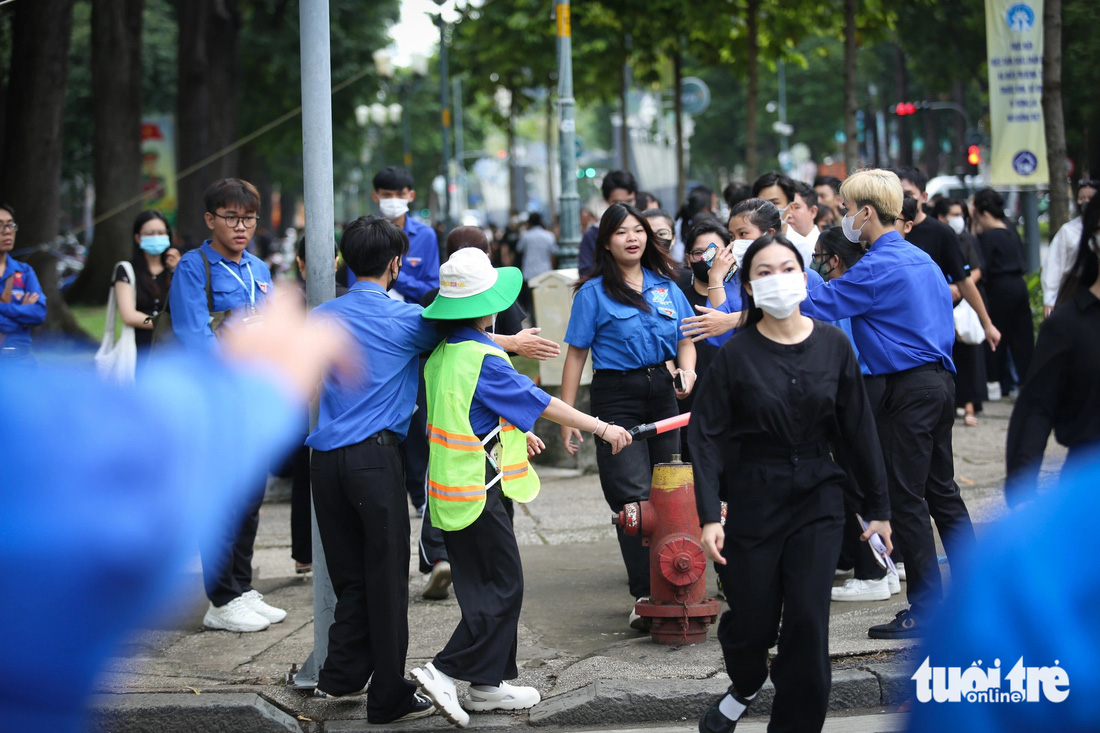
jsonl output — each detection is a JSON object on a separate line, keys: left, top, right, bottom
{"left": 690, "top": 234, "right": 892, "bottom": 733}
{"left": 973, "top": 188, "right": 1034, "bottom": 396}
{"left": 111, "top": 210, "right": 179, "bottom": 372}
{"left": 1005, "top": 196, "right": 1100, "bottom": 508}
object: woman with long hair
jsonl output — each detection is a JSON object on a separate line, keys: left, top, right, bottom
{"left": 560, "top": 202, "right": 697, "bottom": 630}
{"left": 111, "top": 210, "right": 179, "bottom": 370}
{"left": 691, "top": 233, "right": 891, "bottom": 733}
{"left": 1005, "top": 195, "right": 1100, "bottom": 507}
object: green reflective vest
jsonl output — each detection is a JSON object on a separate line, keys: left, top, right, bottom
{"left": 424, "top": 339, "right": 540, "bottom": 531}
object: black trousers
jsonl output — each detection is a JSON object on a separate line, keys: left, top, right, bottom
{"left": 290, "top": 442, "right": 312, "bottom": 564}
{"left": 434, "top": 482, "right": 523, "bottom": 686}
{"left": 419, "top": 486, "right": 514, "bottom": 573}
{"left": 201, "top": 484, "right": 264, "bottom": 607}
{"left": 877, "top": 366, "right": 974, "bottom": 616}
{"left": 310, "top": 439, "right": 418, "bottom": 723}
{"left": 717, "top": 455, "right": 845, "bottom": 733}
{"left": 590, "top": 366, "right": 681, "bottom": 600}
{"left": 400, "top": 357, "right": 430, "bottom": 510}
{"left": 984, "top": 275, "right": 1034, "bottom": 392}
{"left": 952, "top": 341, "right": 986, "bottom": 411}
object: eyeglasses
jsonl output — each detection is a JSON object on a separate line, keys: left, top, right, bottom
{"left": 811, "top": 252, "right": 830, "bottom": 262}
{"left": 0, "top": 223, "right": 16, "bottom": 233}
{"left": 212, "top": 213, "right": 258, "bottom": 229}
{"left": 687, "top": 249, "right": 708, "bottom": 261}
{"left": 654, "top": 228, "right": 673, "bottom": 239}
{"left": 1079, "top": 180, "right": 1100, "bottom": 189}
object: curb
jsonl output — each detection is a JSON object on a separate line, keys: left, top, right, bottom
{"left": 90, "top": 692, "right": 302, "bottom": 733}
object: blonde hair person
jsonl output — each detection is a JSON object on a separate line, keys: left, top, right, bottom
{"left": 838, "top": 169, "right": 904, "bottom": 225}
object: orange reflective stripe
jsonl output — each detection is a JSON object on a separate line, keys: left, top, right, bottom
{"left": 428, "top": 487, "right": 484, "bottom": 502}
{"left": 501, "top": 462, "right": 529, "bottom": 481}
{"left": 427, "top": 478, "right": 485, "bottom": 501}
{"left": 428, "top": 425, "right": 483, "bottom": 452}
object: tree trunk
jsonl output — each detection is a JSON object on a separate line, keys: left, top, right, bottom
{"left": 843, "top": 0, "right": 859, "bottom": 173}
{"left": 68, "top": 0, "right": 145, "bottom": 305}
{"left": 953, "top": 79, "right": 967, "bottom": 174}
{"left": 0, "top": 0, "right": 81, "bottom": 335}
{"left": 176, "top": 0, "right": 242, "bottom": 248}
{"left": 1042, "top": 0, "right": 1069, "bottom": 236}
{"left": 674, "top": 47, "right": 685, "bottom": 208}
{"left": 507, "top": 86, "right": 518, "bottom": 214}
{"left": 745, "top": 0, "right": 759, "bottom": 181}
{"left": 923, "top": 106, "right": 940, "bottom": 177}
{"left": 545, "top": 90, "right": 556, "bottom": 225}
{"left": 867, "top": 105, "right": 879, "bottom": 167}
{"left": 894, "top": 44, "right": 912, "bottom": 167}
{"left": 619, "top": 41, "right": 630, "bottom": 171}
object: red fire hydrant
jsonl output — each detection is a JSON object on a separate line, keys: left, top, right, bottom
{"left": 612, "top": 455, "right": 720, "bottom": 645}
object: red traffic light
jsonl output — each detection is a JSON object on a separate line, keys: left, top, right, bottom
{"left": 967, "top": 145, "right": 981, "bottom": 166}
{"left": 895, "top": 102, "right": 917, "bottom": 116}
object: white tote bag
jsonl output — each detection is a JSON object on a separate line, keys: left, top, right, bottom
{"left": 95, "top": 260, "right": 138, "bottom": 383}
{"left": 953, "top": 299, "right": 986, "bottom": 346}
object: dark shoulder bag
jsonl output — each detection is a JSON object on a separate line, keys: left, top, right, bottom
{"left": 151, "top": 250, "right": 231, "bottom": 347}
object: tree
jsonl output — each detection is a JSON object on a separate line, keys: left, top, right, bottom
{"left": 67, "top": 0, "right": 145, "bottom": 305}
{"left": 0, "top": 0, "right": 83, "bottom": 334}
{"left": 175, "top": 0, "right": 242, "bottom": 246}
{"left": 842, "top": 0, "right": 858, "bottom": 171}
{"left": 1042, "top": 0, "right": 1069, "bottom": 237}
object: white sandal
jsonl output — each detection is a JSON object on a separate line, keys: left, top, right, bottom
{"left": 410, "top": 663, "right": 469, "bottom": 728}
{"left": 463, "top": 681, "right": 541, "bottom": 712}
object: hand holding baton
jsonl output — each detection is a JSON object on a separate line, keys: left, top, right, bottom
{"left": 626, "top": 412, "right": 691, "bottom": 441}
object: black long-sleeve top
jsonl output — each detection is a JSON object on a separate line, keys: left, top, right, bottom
{"left": 689, "top": 320, "right": 890, "bottom": 526}
{"left": 1005, "top": 288, "right": 1100, "bottom": 505}
{"left": 978, "top": 227, "right": 1028, "bottom": 277}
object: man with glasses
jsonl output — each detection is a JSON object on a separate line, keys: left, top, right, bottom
{"left": 0, "top": 203, "right": 47, "bottom": 360}
{"left": 169, "top": 178, "right": 284, "bottom": 633}
{"left": 1042, "top": 179, "right": 1098, "bottom": 317}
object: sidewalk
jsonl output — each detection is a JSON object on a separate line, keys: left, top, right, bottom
{"left": 91, "top": 399, "right": 1065, "bottom": 731}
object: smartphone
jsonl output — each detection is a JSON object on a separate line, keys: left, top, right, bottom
{"left": 674, "top": 372, "right": 686, "bottom": 391}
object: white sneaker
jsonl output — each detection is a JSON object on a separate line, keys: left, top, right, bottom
{"left": 835, "top": 567, "right": 854, "bottom": 578}
{"left": 987, "top": 382, "right": 1002, "bottom": 401}
{"left": 240, "top": 589, "right": 286, "bottom": 623}
{"left": 463, "top": 681, "right": 541, "bottom": 712}
{"left": 895, "top": 562, "right": 906, "bottom": 581}
{"left": 887, "top": 570, "right": 901, "bottom": 595}
{"left": 422, "top": 561, "right": 453, "bottom": 600}
{"left": 629, "top": 597, "right": 652, "bottom": 632}
{"left": 203, "top": 597, "right": 270, "bottom": 632}
{"left": 410, "top": 662, "right": 468, "bottom": 728}
{"left": 831, "top": 577, "right": 891, "bottom": 602}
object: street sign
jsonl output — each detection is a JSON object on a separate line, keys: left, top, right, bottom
{"left": 680, "top": 77, "right": 711, "bottom": 116}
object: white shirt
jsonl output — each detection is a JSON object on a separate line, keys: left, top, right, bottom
{"left": 1042, "top": 217, "right": 1082, "bottom": 307}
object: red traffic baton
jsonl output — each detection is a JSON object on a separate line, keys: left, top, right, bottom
{"left": 627, "top": 412, "right": 691, "bottom": 441}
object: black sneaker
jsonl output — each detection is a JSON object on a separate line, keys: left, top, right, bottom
{"left": 868, "top": 608, "right": 922, "bottom": 639}
{"left": 698, "top": 695, "right": 739, "bottom": 733}
{"left": 389, "top": 693, "right": 436, "bottom": 723}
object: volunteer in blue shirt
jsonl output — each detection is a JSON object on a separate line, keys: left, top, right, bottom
{"left": 0, "top": 203, "right": 47, "bottom": 358}
{"left": 370, "top": 166, "right": 440, "bottom": 303}
{"left": 561, "top": 202, "right": 697, "bottom": 630}
{"left": 801, "top": 168, "right": 973, "bottom": 640}
{"left": 304, "top": 215, "right": 438, "bottom": 724}
{"left": 168, "top": 179, "right": 284, "bottom": 634}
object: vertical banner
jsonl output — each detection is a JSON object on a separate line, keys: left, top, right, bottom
{"left": 985, "top": 0, "right": 1049, "bottom": 187}
{"left": 140, "top": 115, "right": 179, "bottom": 225}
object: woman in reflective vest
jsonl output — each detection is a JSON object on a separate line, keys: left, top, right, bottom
{"left": 409, "top": 248, "right": 631, "bottom": 728}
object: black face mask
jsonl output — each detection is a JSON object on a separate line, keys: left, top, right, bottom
{"left": 387, "top": 261, "right": 402, "bottom": 291}
{"left": 690, "top": 259, "right": 711, "bottom": 283}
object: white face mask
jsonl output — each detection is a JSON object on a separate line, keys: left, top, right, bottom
{"left": 841, "top": 209, "right": 866, "bottom": 244}
{"left": 379, "top": 197, "right": 409, "bottom": 221}
{"left": 750, "top": 271, "right": 806, "bottom": 320}
{"left": 731, "top": 239, "right": 753, "bottom": 272}
{"left": 947, "top": 215, "right": 965, "bottom": 235}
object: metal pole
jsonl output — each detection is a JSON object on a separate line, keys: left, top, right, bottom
{"left": 453, "top": 76, "right": 465, "bottom": 215}
{"left": 556, "top": 0, "right": 580, "bottom": 268}
{"left": 1021, "top": 188, "right": 1042, "bottom": 273}
{"left": 436, "top": 14, "right": 453, "bottom": 230}
{"left": 401, "top": 84, "right": 413, "bottom": 168}
{"left": 290, "top": 0, "right": 337, "bottom": 690}
{"left": 777, "top": 59, "right": 789, "bottom": 158}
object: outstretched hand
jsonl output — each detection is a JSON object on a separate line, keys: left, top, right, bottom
{"left": 681, "top": 305, "right": 739, "bottom": 342}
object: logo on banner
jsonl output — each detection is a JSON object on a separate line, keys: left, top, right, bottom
{"left": 912, "top": 657, "right": 1069, "bottom": 704}
{"left": 1005, "top": 3, "right": 1035, "bottom": 32}
{"left": 1013, "top": 151, "right": 1039, "bottom": 176}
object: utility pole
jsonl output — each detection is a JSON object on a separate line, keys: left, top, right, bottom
{"left": 555, "top": 0, "right": 580, "bottom": 268}
{"left": 433, "top": 5, "right": 453, "bottom": 230}
{"left": 288, "top": 0, "right": 336, "bottom": 690}
{"left": 453, "top": 76, "right": 465, "bottom": 216}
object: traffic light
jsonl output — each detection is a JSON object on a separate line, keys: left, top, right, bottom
{"left": 895, "top": 102, "right": 918, "bottom": 116}
{"left": 966, "top": 144, "right": 981, "bottom": 173}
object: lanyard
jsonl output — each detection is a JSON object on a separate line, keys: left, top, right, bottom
{"left": 218, "top": 260, "right": 256, "bottom": 311}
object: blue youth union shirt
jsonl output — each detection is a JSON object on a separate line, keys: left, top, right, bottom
{"left": 801, "top": 229, "right": 956, "bottom": 376}
{"left": 565, "top": 268, "right": 693, "bottom": 370}
{"left": 307, "top": 281, "right": 442, "bottom": 450}
{"left": 391, "top": 215, "right": 441, "bottom": 303}
{"left": 444, "top": 327, "right": 551, "bottom": 435}
{"left": 168, "top": 241, "right": 273, "bottom": 353}
{"left": 0, "top": 258, "right": 47, "bottom": 348}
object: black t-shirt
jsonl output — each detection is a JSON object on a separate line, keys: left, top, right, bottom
{"left": 977, "top": 227, "right": 1027, "bottom": 277}
{"left": 113, "top": 261, "right": 172, "bottom": 351}
{"left": 907, "top": 216, "right": 969, "bottom": 284}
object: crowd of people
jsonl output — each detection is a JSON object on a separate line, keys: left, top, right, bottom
{"left": 4, "top": 162, "right": 1099, "bottom": 732}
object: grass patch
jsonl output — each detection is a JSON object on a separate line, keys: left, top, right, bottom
{"left": 70, "top": 304, "right": 112, "bottom": 343}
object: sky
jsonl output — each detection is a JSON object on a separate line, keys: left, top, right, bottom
{"left": 388, "top": 0, "right": 461, "bottom": 66}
